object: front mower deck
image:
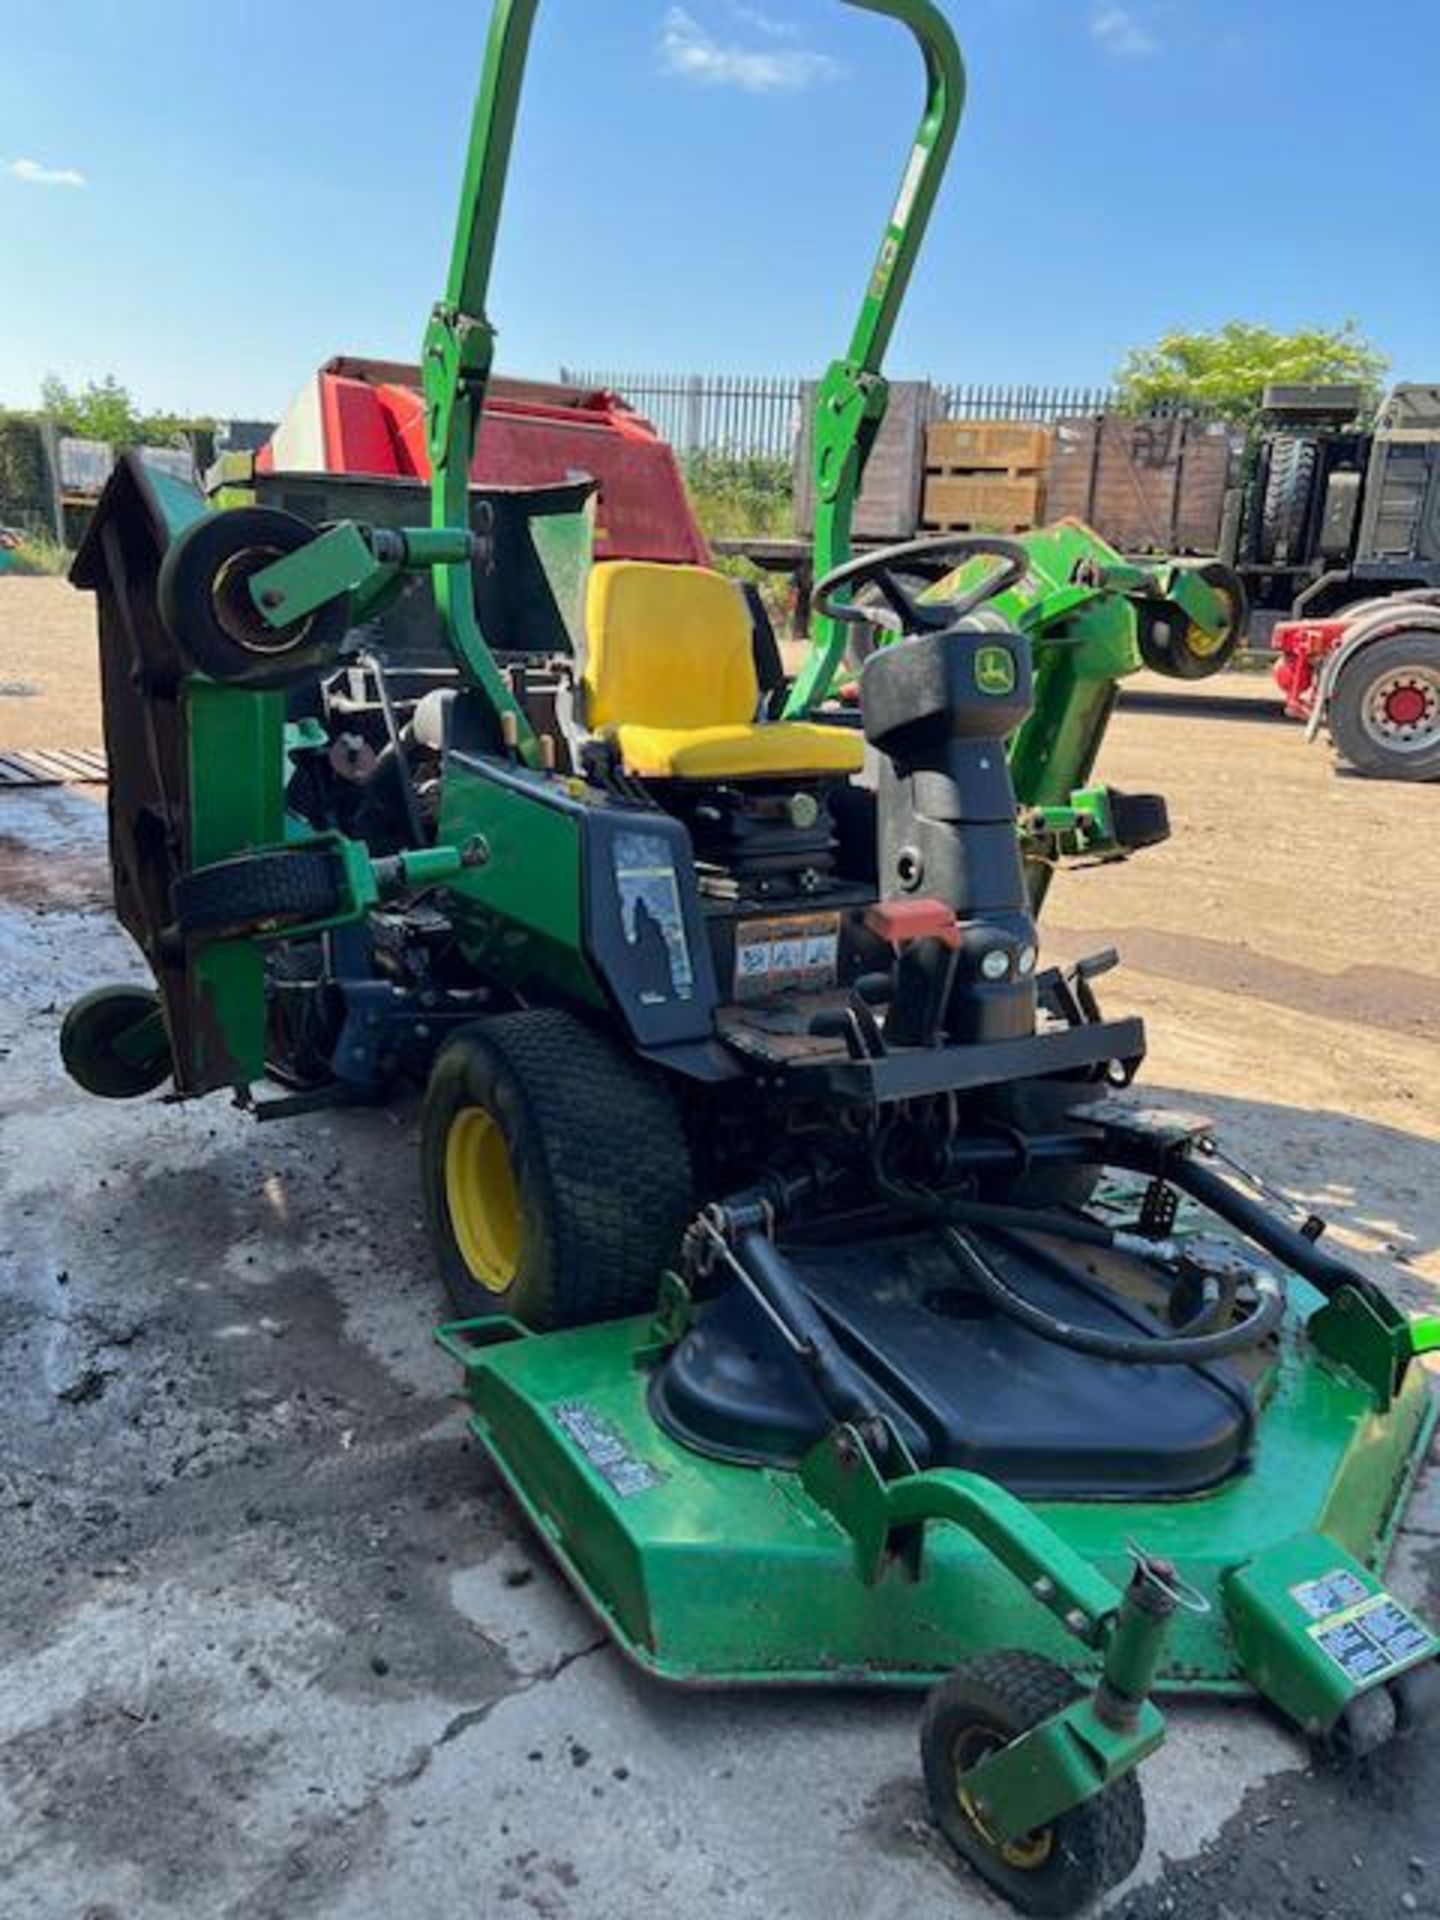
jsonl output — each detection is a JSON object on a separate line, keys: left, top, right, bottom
{"left": 442, "top": 1256, "right": 1435, "bottom": 1702}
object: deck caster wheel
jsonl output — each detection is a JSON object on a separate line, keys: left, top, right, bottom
{"left": 1317, "top": 1684, "right": 1398, "bottom": 1762}
{"left": 1391, "top": 1659, "right": 1440, "bottom": 1735}
{"left": 1137, "top": 562, "right": 1244, "bottom": 681}
{"left": 157, "top": 506, "right": 349, "bottom": 690}
{"left": 421, "top": 1009, "right": 694, "bottom": 1329}
{"left": 920, "top": 1650, "right": 1145, "bottom": 1917}
{"left": 60, "top": 984, "right": 171, "bottom": 1099}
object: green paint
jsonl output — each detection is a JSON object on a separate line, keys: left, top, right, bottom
{"left": 1225, "top": 1535, "right": 1439, "bottom": 1732}
{"left": 785, "top": 1, "right": 966, "bottom": 718}
{"left": 182, "top": 679, "right": 287, "bottom": 1086}
{"left": 958, "top": 1696, "right": 1165, "bottom": 1843}
{"left": 442, "top": 1265, "right": 1436, "bottom": 1705}
{"left": 438, "top": 753, "right": 603, "bottom": 1005}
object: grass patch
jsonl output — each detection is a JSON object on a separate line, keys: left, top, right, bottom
{"left": 2, "top": 532, "right": 73, "bottom": 576}
{"left": 684, "top": 452, "right": 794, "bottom": 615}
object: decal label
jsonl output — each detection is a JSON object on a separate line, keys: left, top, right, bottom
{"left": 553, "top": 1401, "right": 665, "bottom": 1499}
{"left": 975, "top": 645, "right": 1017, "bottom": 697}
{"left": 734, "top": 913, "right": 841, "bottom": 1001}
{"left": 1292, "top": 1571, "right": 1432, "bottom": 1684}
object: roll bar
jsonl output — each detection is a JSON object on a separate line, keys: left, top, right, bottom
{"left": 420, "top": 0, "right": 966, "bottom": 755}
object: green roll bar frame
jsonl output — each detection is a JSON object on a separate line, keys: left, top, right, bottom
{"left": 414, "top": 0, "right": 965, "bottom": 746}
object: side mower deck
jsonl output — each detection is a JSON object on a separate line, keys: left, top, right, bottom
{"left": 441, "top": 1255, "right": 1436, "bottom": 1728}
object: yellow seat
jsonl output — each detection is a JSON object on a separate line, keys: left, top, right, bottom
{"left": 582, "top": 560, "right": 864, "bottom": 782}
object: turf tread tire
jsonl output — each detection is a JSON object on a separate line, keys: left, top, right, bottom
{"left": 920, "top": 1649, "right": 1145, "bottom": 1917}
{"left": 172, "top": 850, "right": 342, "bottom": 939}
{"left": 421, "top": 1009, "right": 694, "bottom": 1328}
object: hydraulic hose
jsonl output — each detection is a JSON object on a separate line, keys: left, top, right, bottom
{"left": 939, "top": 1224, "right": 1285, "bottom": 1366}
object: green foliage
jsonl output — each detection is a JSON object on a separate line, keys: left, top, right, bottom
{"left": 37, "top": 373, "right": 213, "bottom": 448}
{"left": 0, "top": 416, "right": 47, "bottom": 515}
{"left": 682, "top": 452, "right": 793, "bottom": 616}
{"left": 683, "top": 451, "right": 792, "bottom": 540}
{"left": 1114, "top": 321, "right": 1388, "bottom": 425}
{"left": 3, "top": 531, "right": 71, "bottom": 576}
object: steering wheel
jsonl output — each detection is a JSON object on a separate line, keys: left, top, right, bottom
{"left": 812, "top": 533, "right": 1031, "bottom": 639}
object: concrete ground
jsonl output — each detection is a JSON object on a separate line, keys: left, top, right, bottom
{"left": 3, "top": 588, "right": 1440, "bottom": 1919}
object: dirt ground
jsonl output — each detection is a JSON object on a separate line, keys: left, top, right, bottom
{"left": 0, "top": 576, "right": 102, "bottom": 753}
{"left": 4, "top": 576, "right": 1440, "bottom": 1919}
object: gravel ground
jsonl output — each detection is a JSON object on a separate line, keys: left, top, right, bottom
{"left": 3, "top": 582, "right": 1440, "bottom": 1918}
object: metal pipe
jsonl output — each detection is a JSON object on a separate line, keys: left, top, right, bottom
{"left": 1160, "top": 1153, "right": 1387, "bottom": 1309}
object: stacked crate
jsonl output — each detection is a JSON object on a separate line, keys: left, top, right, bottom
{"left": 921, "top": 420, "right": 1052, "bottom": 534}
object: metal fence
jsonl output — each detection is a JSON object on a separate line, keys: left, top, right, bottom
{"left": 560, "top": 369, "right": 1115, "bottom": 459}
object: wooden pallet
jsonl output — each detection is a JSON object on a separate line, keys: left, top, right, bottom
{"left": 0, "top": 747, "right": 107, "bottom": 788}
{"left": 926, "top": 419, "right": 1052, "bottom": 472}
{"left": 921, "top": 470, "right": 1046, "bottom": 530}
{"left": 920, "top": 519, "right": 1035, "bottom": 535}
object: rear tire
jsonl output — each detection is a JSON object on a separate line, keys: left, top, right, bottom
{"left": 1329, "top": 631, "right": 1440, "bottom": 780}
{"left": 920, "top": 1650, "right": 1145, "bottom": 1917}
{"left": 421, "top": 1009, "right": 694, "bottom": 1328}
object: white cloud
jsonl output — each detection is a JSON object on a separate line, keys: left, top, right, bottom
{"left": 730, "top": 3, "right": 798, "bottom": 36}
{"left": 659, "top": 6, "right": 839, "bottom": 91}
{"left": 8, "top": 157, "right": 88, "bottom": 189}
{"left": 1090, "top": 4, "right": 1158, "bottom": 57}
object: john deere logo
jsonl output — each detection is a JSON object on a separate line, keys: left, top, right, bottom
{"left": 975, "top": 646, "right": 1016, "bottom": 696}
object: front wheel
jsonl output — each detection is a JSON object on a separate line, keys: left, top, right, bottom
{"left": 420, "top": 1009, "right": 694, "bottom": 1328}
{"left": 919, "top": 1650, "right": 1145, "bottom": 1917}
{"left": 1329, "top": 631, "right": 1440, "bottom": 780}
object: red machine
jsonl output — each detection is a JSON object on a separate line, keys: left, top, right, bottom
{"left": 1271, "top": 618, "right": 1343, "bottom": 723}
{"left": 260, "top": 356, "right": 708, "bottom": 567}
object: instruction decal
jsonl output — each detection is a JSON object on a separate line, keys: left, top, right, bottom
{"left": 1290, "top": 1568, "right": 1370, "bottom": 1620}
{"left": 734, "top": 913, "right": 840, "bottom": 1001}
{"left": 553, "top": 1400, "right": 666, "bottom": 1499}
{"left": 1295, "top": 1572, "right": 1433, "bottom": 1685}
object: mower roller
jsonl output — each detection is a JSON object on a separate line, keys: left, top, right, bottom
{"left": 64, "top": 2, "right": 1440, "bottom": 1911}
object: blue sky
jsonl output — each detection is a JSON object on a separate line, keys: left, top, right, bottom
{"left": 0, "top": 0, "right": 1435, "bottom": 419}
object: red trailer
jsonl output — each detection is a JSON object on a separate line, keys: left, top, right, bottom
{"left": 260, "top": 356, "right": 708, "bottom": 568}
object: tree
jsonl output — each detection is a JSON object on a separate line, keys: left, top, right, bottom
{"left": 40, "top": 374, "right": 144, "bottom": 444}
{"left": 1114, "top": 321, "right": 1388, "bottom": 425}
{"left": 37, "top": 374, "right": 212, "bottom": 447}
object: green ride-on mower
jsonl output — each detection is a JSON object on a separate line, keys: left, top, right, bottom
{"left": 62, "top": 1, "right": 1440, "bottom": 1911}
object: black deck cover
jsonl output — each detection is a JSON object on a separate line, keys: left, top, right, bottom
{"left": 651, "top": 1229, "right": 1254, "bottom": 1499}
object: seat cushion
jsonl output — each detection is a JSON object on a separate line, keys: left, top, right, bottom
{"left": 613, "top": 720, "right": 864, "bottom": 782}
{"left": 584, "top": 561, "right": 759, "bottom": 732}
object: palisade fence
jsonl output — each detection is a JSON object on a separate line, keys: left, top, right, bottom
{"left": 560, "top": 369, "right": 1116, "bottom": 460}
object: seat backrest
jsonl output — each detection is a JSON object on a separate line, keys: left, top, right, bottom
{"left": 583, "top": 561, "right": 758, "bottom": 732}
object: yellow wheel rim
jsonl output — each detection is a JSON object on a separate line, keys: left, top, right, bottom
{"left": 952, "top": 1726, "right": 1055, "bottom": 1871}
{"left": 1185, "top": 617, "right": 1230, "bottom": 660}
{"left": 444, "top": 1105, "right": 522, "bottom": 1294}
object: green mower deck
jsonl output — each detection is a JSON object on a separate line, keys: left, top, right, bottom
{"left": 441, "top": 1267, "right": 1437, "bottom": 1730}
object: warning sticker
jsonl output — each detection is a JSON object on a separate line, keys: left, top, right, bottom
{"left": 1314, "top": 1617, "right": 1393, "bottom": 1685}
{"left": 1291, "top": 1568, "right": 1370, "bottom": 1620}
{"left": 553, "top": 1401, "right": 665, "bottom": 1500}
{"left": 1306, "top": 1590, "right": 1432, "bottom": 1684}
{"left": 734, "top": 914, "right": 841, "bottom": 1002}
